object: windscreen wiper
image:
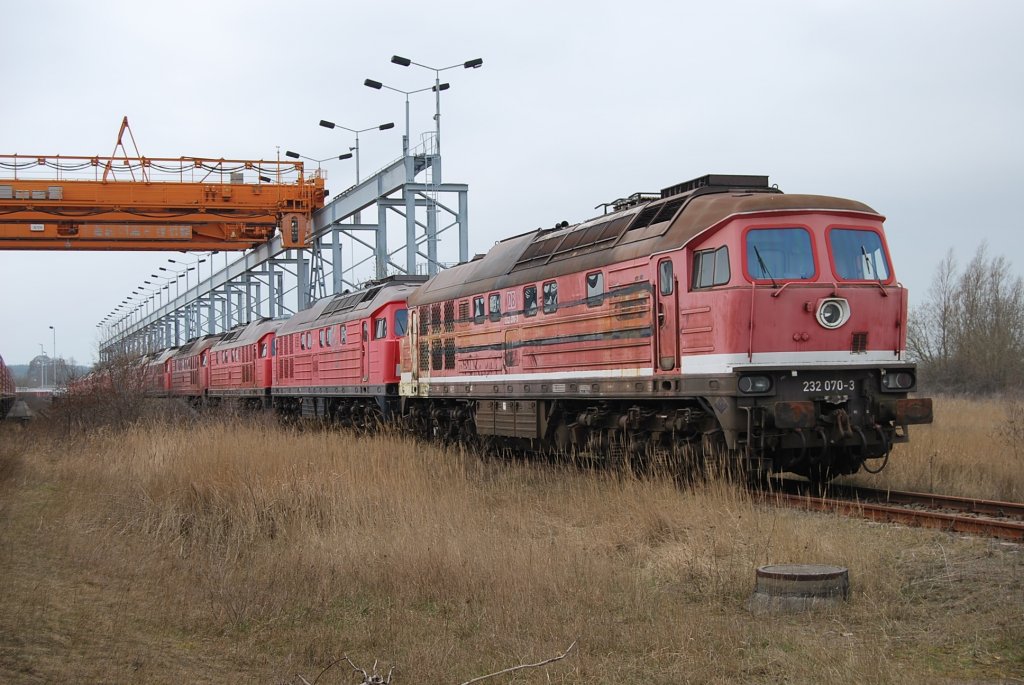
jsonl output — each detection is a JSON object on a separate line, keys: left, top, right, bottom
{"left": 860, "top": 245, "right": 888, "bottom": 296}
{"left": 753, "top": 245, "right": 778, "bottom": 288}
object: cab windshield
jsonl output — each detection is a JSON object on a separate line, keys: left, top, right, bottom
{"left": 746, "top": 228, "right": 815, "bottom": 281}
{"left": 829, "top": 228, "right": 890, "bottom": 281}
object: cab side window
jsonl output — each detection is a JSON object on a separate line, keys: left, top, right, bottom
{"left": 692, "top": 246, "right": 731, "bottom": 288}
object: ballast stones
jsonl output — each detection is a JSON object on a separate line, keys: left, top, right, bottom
{"left": 747, "top": 564, "right": 849, "bottom": 614}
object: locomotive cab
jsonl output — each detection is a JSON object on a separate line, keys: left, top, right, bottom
{"left": 674, "top": 197, "right": 933, "bottom": 478}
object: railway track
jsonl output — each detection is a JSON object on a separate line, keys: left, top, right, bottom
{"left": 761, "top": 480, "right": 1024, "bottom": 542}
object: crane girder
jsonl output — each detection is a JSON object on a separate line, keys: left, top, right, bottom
{"left": 0, "top": 154, "right": 326, "bottom": 250}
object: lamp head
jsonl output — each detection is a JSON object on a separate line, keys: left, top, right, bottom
{"left": 464, "top": 58, "right": 483, "bottom": 68}
{"left": 285, "top": 150, "right": 300, "bottom": 159}
{"left": 391, "top": 55, "right": 411, "bottom": 67}
{"left": 379, "top": 122, "right": 395, "bottom": 130}
{"left": 364, "top": 79, "right": 383, "bottom": 90}
{"left": 319, "top": 119, "right": 336, "bottom": 129}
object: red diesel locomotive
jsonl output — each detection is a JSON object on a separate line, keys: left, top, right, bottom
{"left": 402, "top": 174, "right": 932, "bottom": 480}
{"left": 207, "top": 319, "right": 279, "bottom": 405}
{"left": 110, "top": 173, "right": 930, "bottom": 480}
{"left": 270, "top": 277, "right": 421, "bottom": 423}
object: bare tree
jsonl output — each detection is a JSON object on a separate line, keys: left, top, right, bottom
{"left": 908, "top": 249, "right": 958, "bottom": 384}
{"left": 909, "top": 243, "right": 1024, "bottom": 394}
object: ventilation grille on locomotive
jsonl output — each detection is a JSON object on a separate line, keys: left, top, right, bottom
{"left": 510, "top": 216, "right": 630, "bottom": 273}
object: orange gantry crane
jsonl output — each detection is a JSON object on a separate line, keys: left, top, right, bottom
{"left": 0, "top": 118, "right": 325, "bottom": 250}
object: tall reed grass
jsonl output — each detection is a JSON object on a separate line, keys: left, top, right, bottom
{"left": 1, "top": 411, "right": 1021, "bottom": 683}
{"left": 849, "top": 395, "right": 1024, "bottom": 500}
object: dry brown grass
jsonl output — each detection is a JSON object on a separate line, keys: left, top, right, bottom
{"left": 847, "top": 395, "right": 1024, "bottom": 501}
{"left": 1, "top": 409, "right": 1022, "bottom": 683}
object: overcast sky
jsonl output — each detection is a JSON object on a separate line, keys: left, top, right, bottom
{"left": 2, "top": 0, "right": 1022, "bottom": 366}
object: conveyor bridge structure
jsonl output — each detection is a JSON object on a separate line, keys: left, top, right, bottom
{"left": 0, "top": 131, "right": 469, "bottom": 360}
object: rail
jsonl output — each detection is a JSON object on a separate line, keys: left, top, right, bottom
{"left": 762, "top": 480, "right": 1024, "bottom": 542}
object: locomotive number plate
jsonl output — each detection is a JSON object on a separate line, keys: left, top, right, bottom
{"left": 801, "top": 379, "right": 856, "bottom": 393}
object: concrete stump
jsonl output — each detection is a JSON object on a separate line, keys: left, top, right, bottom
{"left": 747, "top": 564, "right": 849, "bottom": 614}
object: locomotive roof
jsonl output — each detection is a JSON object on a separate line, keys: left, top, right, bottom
{"left": 276, "top": 275, "right": 427, "bottom": 335}
{"left": 147, "top": 348, "right": 178, "bottom": 364}
{"left": 172, "top": 333, "right": 222, "bottom": 358}
{"left": 211, "top": 319, "right": 281, "bottom": 350}
{"left": 409, "top": 185, "right": 879, "bottom": 306}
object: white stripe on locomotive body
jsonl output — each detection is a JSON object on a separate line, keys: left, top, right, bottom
{"left": 680, "top": 350, "right": 907, "bottom": 374}
{"left": 404, "top": 367, "right": 654, "bottom": 387}
{"left": 401, "top": 349, "right": 908, "bottom": 394}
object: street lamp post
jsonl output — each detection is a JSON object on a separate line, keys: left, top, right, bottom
{"left": 316, "top": 121, "right": 394, "bottom": 185}
{"left": 284, "top": 150, "right": 353, "bottom": 174}
{"left": 143, "top": 281, "right": 161, "bottom": 308}
{"left": 158, "top": 266, "right": 183, "bottom": 298}
{"left": 39, "top": 342, "right": 46, "bottom": 388}
{"left": 49, "top": 325, "right": 55, "bottom": 385}
{"left": 363, "top": 77, "right": 456, "bottom": 278}
{"left": 389, "top": 55, "right": 482, "bottom": 153}
{"left": 167, "top": 257, "right": 207, "bottom": 291}
{"left": 363, "top": 81, "right": 447, "bottom": 156}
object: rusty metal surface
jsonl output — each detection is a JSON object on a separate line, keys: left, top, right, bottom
{"left": 896, "top": 397, "right": 933, "bottom": 424}
{"left": 773, "top": 400, "right": 817, "bottom": 429}
{"left": 827, "top": 484, "right": 1024, "bottom": 520}
{"left": 770, "top": 491, "right": 1024, "bottom": 542}
{"left": 771, "top": 479, "right": 1024, "bottom": 520}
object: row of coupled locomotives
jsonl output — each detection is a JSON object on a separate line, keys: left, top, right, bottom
{"left": 0, "top": 354, "right": 15, "bottom": 419}
{"left": 91, "top": 174, "right": 934, "bottom": 481}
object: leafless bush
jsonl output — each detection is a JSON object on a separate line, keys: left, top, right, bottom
{"left": 50, "top": 354, "right": 175, "bottom": 434}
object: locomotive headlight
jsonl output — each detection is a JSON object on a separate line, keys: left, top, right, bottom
{"left": 882, "top": 370, "right": 915, "bottom": 390}
{"left": 816, "top": 298, "right": 850, "bottom": 329}
{"left": 738, "top": 375, "right": 772, "bottom": 393}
